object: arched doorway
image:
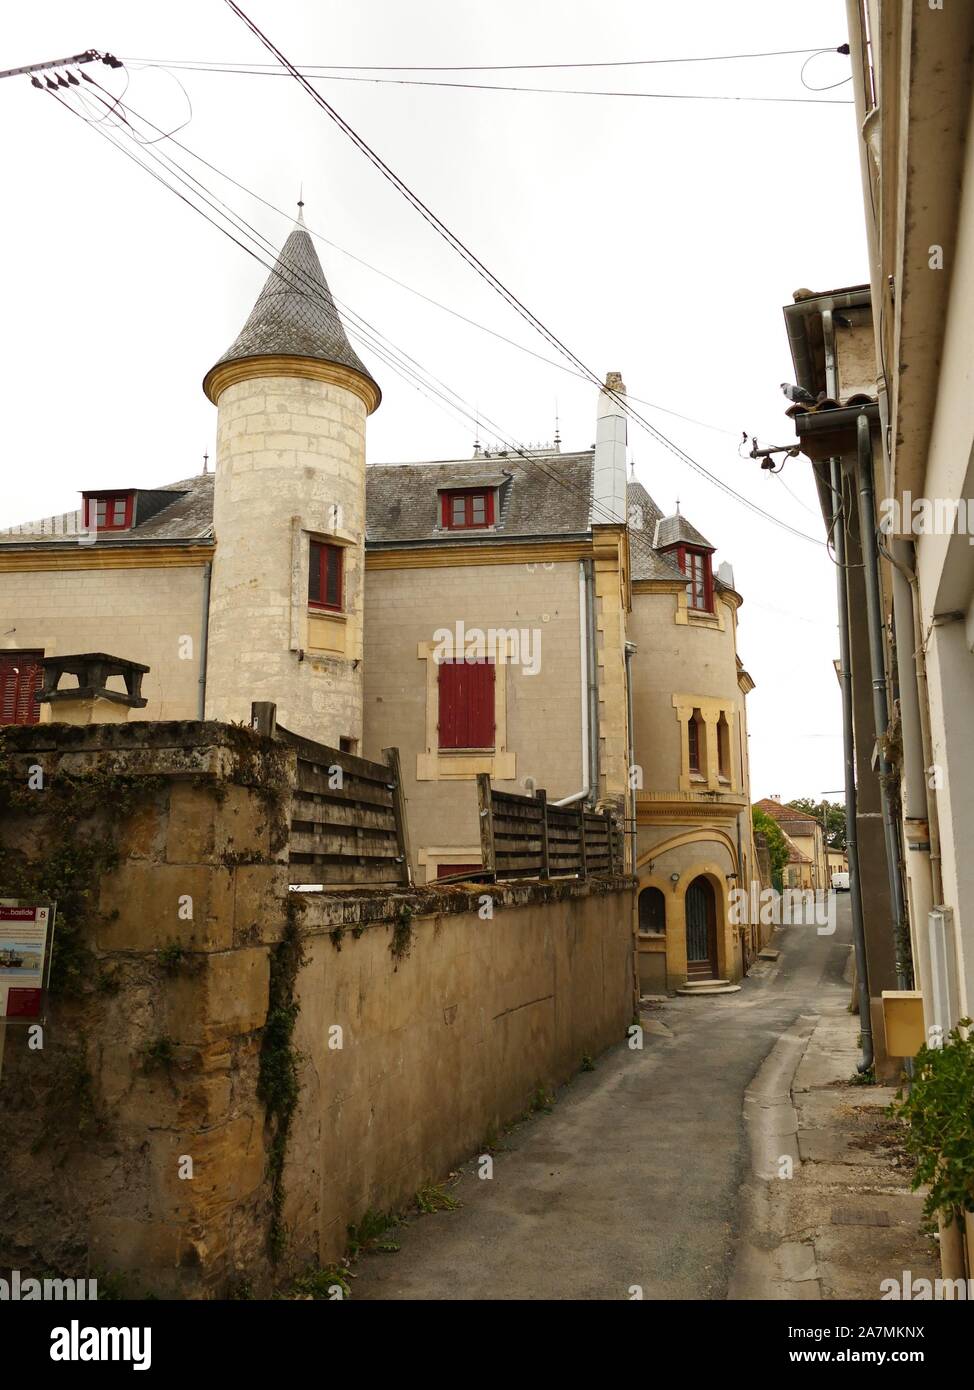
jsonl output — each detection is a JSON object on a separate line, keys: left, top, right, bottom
{"left": 685, "top": 876, "right": 718, "bottom": 979}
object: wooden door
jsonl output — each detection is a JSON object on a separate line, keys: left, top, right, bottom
{"left": 685, "top": 876, "right": 717, "bottom": 979}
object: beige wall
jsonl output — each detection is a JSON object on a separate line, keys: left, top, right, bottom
{"left": 206, "top": 373, "right": 367, "bottom": 745}
{"left": 363, "top": 559, "right": 584, "bottom": 880}
{"left": 287, "top": 878, "right": 635, "bottom": 1264}
{"left": 0, "top": 718, "right": 634, "bottom": 1294}
{"left": 0, "top": 562, "right": 207, "bottom": 720}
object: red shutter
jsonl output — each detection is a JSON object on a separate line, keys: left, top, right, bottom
{"left": 0, "top": 651, "right": 44, "bottom": 726}
{"left": 437, "top": 658, "right": 495, "bottom": 749}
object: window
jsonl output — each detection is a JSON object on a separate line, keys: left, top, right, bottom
{"left": 638, "top": 886, "right": 666, "bottom": 935}
{"left": 82, "top": 492, "right": 133, "bottom": 531}
{"left": 339, "top": 736, "right": 357, "bottom": 755}
{"left": 688, "top": 708, "right": 704, "bottom": 775}
{"left": 441, "top": 489, "right": 495, "bottom": 530}
{"left": 437, "top": 658, "right": 495, "bottom": 749}
{"left": 0, "top": 650, "right": 44, "bottom": 726}
{"left": 678, "top": 546, "right": 712, "bottom": 612}
{"left": 717, "top": 712, "right": 731, "bottom": 781}
{"left": 309, "top": 541, "right": 343, "bottom": 611}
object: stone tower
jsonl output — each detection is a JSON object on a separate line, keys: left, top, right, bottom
{"left": 202, "top": 209, "right": 380, "bottom": 745}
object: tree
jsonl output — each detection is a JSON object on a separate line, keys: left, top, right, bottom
{"left": 752, "top": 806, "right": 789, "bottom": 891}
{"left": 787, "top": 797, "right": 847, "bottom": 850}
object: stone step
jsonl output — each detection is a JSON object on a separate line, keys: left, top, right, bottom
{"left": 676, "top": 981, "right": 742, "bottom": 996}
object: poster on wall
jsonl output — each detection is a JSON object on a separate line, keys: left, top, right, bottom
{"left": 0, "top": 901, "right": 55, "bottom": 1024}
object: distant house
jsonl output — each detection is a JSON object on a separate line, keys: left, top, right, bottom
{"left": 753, "top": 798, "right": 829, "bottom": 891}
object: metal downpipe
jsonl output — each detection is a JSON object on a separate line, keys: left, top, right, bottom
{"left": 855, "top": 413, "right": 910, "bottom": 990}
{"left": 831, "top": 452, "right": 873, "bottom": 1072}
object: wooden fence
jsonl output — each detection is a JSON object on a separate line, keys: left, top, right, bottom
{"left": 470, "top": 773, "right": 625, "bottom": 882}
{"left": 251, "top": 703, "right": 411, "bottom": 886}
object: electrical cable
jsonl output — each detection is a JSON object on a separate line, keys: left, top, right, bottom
{"left": 219, "top": 0, "right": 826, "bottom": 546}
{"left": 122, "top": 58, "right": 855, "bottom": 105}
{"left": 123, "top": 45, "right": 847, "bottom": 75}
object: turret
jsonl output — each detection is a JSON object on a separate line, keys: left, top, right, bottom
{"left": 202, "top": 206, "right": 380, "bottom": 746}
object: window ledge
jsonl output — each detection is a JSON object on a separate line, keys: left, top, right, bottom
{"left": 307, "top": 606, "right": 347, "bottom": 620}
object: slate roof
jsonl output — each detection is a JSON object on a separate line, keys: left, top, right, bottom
{"left": 653, "top": 512, "right": 714, "bottom": 551}
{"left": 203, "top": 216, "right": 378, "bottom": 402}
{"left": 0, "top": 476, "right": 214, "bottom": 546}
{"left": 0, "top": 453, "right": 717, "bottom": 594}
{"left": 365, "top": 451, "right": 595, "bottom": 542}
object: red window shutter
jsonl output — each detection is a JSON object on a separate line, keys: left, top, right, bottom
{"left": 437, "top": 658, "right": 495, "bottom": 749}
{"left": 0, "top": 651, "right": 44, "bottom": 726}
{"left": 309, "top": 541, "right": 343, "bottom": 610}
{"left": 435, "top": 862, "right": 482, "bottom": 879}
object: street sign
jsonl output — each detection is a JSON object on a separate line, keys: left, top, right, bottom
{"left": 0, "top": 901, "right": 55, "bottom": 1025}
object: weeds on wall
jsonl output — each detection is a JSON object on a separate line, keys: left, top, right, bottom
{"left": 257, "top": 899, "right": 306, "bottom": 1262}
{"left": 891, "top": 1019, "right": 974, "bottom": 1229}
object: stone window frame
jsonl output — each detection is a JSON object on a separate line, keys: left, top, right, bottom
{"left": 290, "top": 518, "right": 355, "bottom": 655}
{"left": 416, "top": 637, "right": 515, "bottom": 782}
{"left": 672, "top": 694, "right": 738, "bottom": 793}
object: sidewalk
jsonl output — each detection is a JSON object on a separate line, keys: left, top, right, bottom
{"left": 731, "top": 959, "right": 938, "bottom": 1300}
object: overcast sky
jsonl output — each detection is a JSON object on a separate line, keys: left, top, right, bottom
{"left": 1, "top": 1, "right": 867, "bottom": 804}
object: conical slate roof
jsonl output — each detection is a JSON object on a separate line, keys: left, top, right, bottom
{"left": 203, "top": 214, "right": 379, "bottom": 406}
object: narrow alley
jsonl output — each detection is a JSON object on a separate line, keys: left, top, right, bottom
{"left": 354, "top": 897, "right": 935, "bottom": 1301}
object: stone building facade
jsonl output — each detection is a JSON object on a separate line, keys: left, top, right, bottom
{"left": 1, "top": 214, "right": 756, "bottom": 988}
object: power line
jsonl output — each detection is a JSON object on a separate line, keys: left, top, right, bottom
{"left": 124, "top": 58, "right": 854, "bottom": 105}
{"left": 124, "top": 45, "right": 845, "bottom": 74}
{"left": 107, "top": 111, "right": 736, "bottom": 438}
{"left": 221, "top": 0, "right": 825, "bottom": 547}
{"left": 45, "top": 80, "right": 662, "bottom": 562}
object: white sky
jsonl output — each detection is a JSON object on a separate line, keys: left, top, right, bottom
{"left": 1, "top": 1, "right": 866, "bottom": 805}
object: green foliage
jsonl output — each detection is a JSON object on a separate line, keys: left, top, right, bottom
{"left": 787, "top": 796, "right": 847, "bottom": 850}
{"left": 157, "top": 941, "right": 187, "bottom": 975}
{"left": 529, "top": 1084, "right": 553, "bottom": 1114}
{"left": 580, "top": 1054, "right": 595, "bottom": 1073}
{"left": 258, "top": 905, "right": 305, "bottom": 1262}
{"left": 390, "top": 903, "right": 413, "bottom": 965}
{"left": 752, "top": 807, "right": 789, "bottom": 891}
{"left": 346, "top": 1209, "right": 401, "bottom": 1256}
{"left": 414, "top": 1183, "right": 461, "bottom": 1214}
{"left": 891, "top": 1020, "right": 974, "bottom": 1226}
{"left": 289, "top": 1264, "right": 351, "bottom": 1299}
{"left": 141, "top": 1037, "right": 175, "bottom": 1073}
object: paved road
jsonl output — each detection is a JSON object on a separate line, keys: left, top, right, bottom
{"left": 354, "top": 894, "right": 854, "bottom": 1300}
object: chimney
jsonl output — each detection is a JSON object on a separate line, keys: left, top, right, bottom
{"left": 36, "top": 652, "right": 149, "bottom": 726}
{"left": 592, "top": 371, "right": 627, "bottom": 525}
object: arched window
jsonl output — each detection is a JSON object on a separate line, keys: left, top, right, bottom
{"left": 717, "top": 711, "right": 731, "bottom": 781}
{"left": 638, "top": 886, "right": 666, "bottom": 935}
{"left": 688, "top": 708, "right": 705, "bottom": 775}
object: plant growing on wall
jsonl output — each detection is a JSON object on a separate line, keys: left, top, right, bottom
{"left": 891, "top": 1020, "right": 974, "bottom": 1228}
{"left": 752, "top": 806, "right": 788, "bottom": 891}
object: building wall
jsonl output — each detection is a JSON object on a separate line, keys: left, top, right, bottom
{"left": 0, "top": 560, "right": 208, "bottom": 720}
{"left": 206, "top": 373, "right": 367, "bottom": 746}
{"left": 628, "top": 583, "right": 753, "bottom": 988}
{"left": 0, "top": 719, "right": 633, "bottom": 1295}
{"left": 363, "top": 558, "right": 585, "bottom": 881}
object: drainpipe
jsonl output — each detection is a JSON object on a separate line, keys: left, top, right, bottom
{"left": 198, "top": 560, "right": 212, "bottom": 720}
{"left": 554, "top": 559, "right": 597, "bottom": 807}
{"left": 624, "top": 639, "right": 637, "bottom": 872}
{"left": 855, "top": 412, "right": 910, "bottom": 989}
{"left": 831, "top": 452, "right": 873, "bottom": 1072}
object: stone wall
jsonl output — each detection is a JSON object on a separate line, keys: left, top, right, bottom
{"left": 0, "top": 720, "right": 633, "bottom": 1297}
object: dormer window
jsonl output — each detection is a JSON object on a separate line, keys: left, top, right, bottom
{"left": 83, "top": 492, "right": 133, "bottom": 532}
{"left": 676, "top": 546, "right": 713, "bottom": 613}
{"left": 441, "top": 488, "right": 495, "bottom": 531}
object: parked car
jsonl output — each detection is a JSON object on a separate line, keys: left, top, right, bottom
{"left": 831, "top": 871, "right": 850, "bottom": 891}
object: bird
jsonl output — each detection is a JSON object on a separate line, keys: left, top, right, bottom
{"left": 780, "top": 382, "right": 817, "bottom": 405}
